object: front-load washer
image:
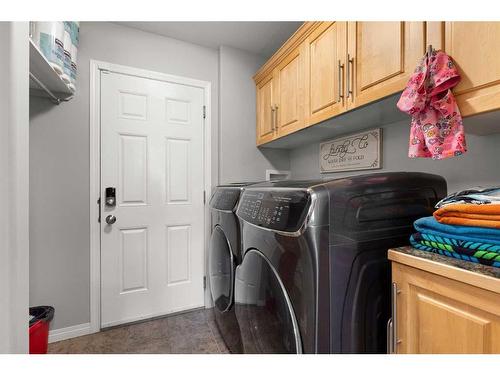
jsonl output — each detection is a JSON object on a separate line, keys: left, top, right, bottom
{"left": 234, "top": 172, "right": 447, "bottom": 353}
{"left": 208, "top": 182, "right": 261, "bottom": 353}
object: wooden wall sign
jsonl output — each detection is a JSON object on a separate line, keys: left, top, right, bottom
{"left": 320, "top": 128, "right": 382, "bottom": 173}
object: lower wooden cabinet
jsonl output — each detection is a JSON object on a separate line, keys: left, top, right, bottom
{"left": 390, "top": 252, "right": 500, "bottom": 354}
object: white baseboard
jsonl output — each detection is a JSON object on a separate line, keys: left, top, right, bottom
{"left": 49, "top": 306, "right": 207, "bottom": 342}
{"left": 100, "top": 305, "right": 205, "bottom": 329}
{"left": 48, "top": 322, "right": 93, "bottom": 343}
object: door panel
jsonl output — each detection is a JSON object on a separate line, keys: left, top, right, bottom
{"left": 119, "top": 91, "right": 148, "bottom": 120}
{"left": 256, "top": 75, "right": 275, "bottom": 145}
{"left": 275, "top": 47, "right": 305, "bottom": 137}
{"left": 277, "top": 54, "right": 300, "bottom": 127}
{"left": 100, "top": 71, "right": 205, "bottom": 328}
{"left": 165, "top": 138, "right": 190, "bottom": 203}
{"left": 444, "top": 22, "right": 500, "bottom": 116}
{"left": 393, "top": 263, "right": 500, "bottom": 354}
{"left": 426, "top": 21, "right": 444, "bottom": 51}
{"left": 305, "top": 21, "right": 347, "bottom": 125}
{"left": 348, "top": 21, "right": 426, "bottom": 108}
{"left": 120, "top": 227, "right": 148, "bottom": 293}
{"left": 310, "top": 25, "right": 337, "bottom": 110}
{"left": 358, "top": 22, "right": 403, "bottom": 90}
{"left": 119, "top": 134, "right": 148, "bottom": 205}
{"left": 412, "top": 290, "right": 491, "bottom": 354}
{"left": 166, "top": 225, "right": 191, "bottom": 285}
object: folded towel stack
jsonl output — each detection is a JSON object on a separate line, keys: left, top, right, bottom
{"left": 410, "top": 188, "right": 500, "bottom": 268}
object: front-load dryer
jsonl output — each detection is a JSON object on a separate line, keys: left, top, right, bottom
{"left": 208, "top": 182, "right": 260, "bottom": 353}
{"left": 234, "top": 172, "right": 447, "bottom": 353}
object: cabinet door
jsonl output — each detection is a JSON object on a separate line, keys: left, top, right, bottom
{"left": 392, "top": 263, "right": 500, "bottom": 354}
{"left": 304, "top": 22, "right": 347, "bottom": 126}
{"left": 274, "top": 46, "right": 305, "bottom": 138}
{"left": 444, "top": 22, "right": 500, "bottom": 117}
{"left": 256, "top": 74, "right": 275, "bottom": 145}
{"left": 347, "top": 22, "right": 426, "bottom": 108}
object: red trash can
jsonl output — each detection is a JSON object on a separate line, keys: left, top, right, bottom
{"left": 29, "top": 306, "right": 55, "bottom": 354}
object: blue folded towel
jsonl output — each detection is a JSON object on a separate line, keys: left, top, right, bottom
{"left": 414, "top": 216, "right": 500, "bottom": 245}
{"left": 409, "top": 235, "right": 500, "bottom": 267}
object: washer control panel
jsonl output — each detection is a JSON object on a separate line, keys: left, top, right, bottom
{"left": 237, "top": 189, "right": 310, "bottom": 232}
{"left": 210, "top": 188, "right": 241, "bottom": 211}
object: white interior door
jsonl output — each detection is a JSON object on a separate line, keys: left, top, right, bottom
{"left": 100, "top": 70, "right": 205, "bottom": 328}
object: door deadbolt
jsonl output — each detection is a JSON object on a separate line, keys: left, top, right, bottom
{"left": 105, "top": 215, "right": 117, "bottom": 225}
{"left": 105, "top": 187, "right": 116, "bottom": 207}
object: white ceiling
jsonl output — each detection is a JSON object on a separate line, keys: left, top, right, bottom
{"left": 116, "top": 22, "right": 303, "bottom": 58}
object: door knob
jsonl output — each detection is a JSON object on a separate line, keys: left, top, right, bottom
{"left": 105, "top": 215, "right": 117, "bottom": 225}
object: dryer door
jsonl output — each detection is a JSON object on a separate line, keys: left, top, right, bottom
{"left": 235, "top": 249, "right": 302, "bottom": 353}
{"left": 209, "top": 226, "right": 234, "bottom": 312}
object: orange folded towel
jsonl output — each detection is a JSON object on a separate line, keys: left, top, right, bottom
{"left": 434, "top": 204, "right": 500, "bottom": 229}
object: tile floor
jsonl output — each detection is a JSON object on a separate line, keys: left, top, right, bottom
{"left": 48, "top": 309, "right": 229, "bottom": 354}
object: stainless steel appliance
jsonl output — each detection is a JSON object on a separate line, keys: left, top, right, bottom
{"left": 208, "top": 182, "right": 261, "bottom": 353}
{"left": 234, "top": 172, "right": 447, "bottom": 353}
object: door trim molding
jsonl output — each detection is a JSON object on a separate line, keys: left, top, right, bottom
{"left": 0, "top": 22, "right": 30, "bottom": 353}
{"left": 89, "top": 60, "right": 212, "bottom": 335}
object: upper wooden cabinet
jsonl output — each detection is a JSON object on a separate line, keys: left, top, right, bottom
{"left": 304, "top": 22, "right": 347, "bottom": 125}
{"left": 254, "top": 21, "right": 500, "bottom": 146}
{"left": 274, "top": 46, "right": 305, "bottom": 138}
{"left": 255, "top": 46, "right": 306, "bottom": 145}
{"left": 254, "top": 22, "right": 318, "bottom": 145}
{"left": 444, "top": 22, "right": 500, "bottom": 116}
{"left": 347, "top": 22, "right": 426, "bottom": 108}
{"left": 256, "top": 74, "right": 275, "bottom": 145}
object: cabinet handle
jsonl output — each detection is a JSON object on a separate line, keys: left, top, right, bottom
{"left": 390, "top": 282, "right": 401, "bottom": 353}
{"left": 386, "top": 318, "right": 394, "bottom": 354}
{"left": 274, "top": 104, "right": 279, "bottom": 132}
{"left": 347, "top": 54, "right": 354, "bottom": 98}
{"left": 338, "top": 60, "right": 345, "bottom": 102}
{"left": 271, "top": 105, "right": 275, "bottom": 132}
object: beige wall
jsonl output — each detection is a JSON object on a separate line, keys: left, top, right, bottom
{"left": 218, "top": 45, "right": 290, "bottom": 183}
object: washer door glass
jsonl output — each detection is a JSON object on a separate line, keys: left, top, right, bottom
{"left": 235, "top": 249, "right": 302, "bottom": 353}
{"left": 209, "top": 226, "right": 234, "bottom": 312}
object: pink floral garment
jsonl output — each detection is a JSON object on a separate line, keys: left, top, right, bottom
{"left": 397, "top": 49, "right": 466, "bottom": 159}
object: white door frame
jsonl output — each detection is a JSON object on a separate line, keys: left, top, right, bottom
{"left": 0, "top": 22, "right": 29, "bottom": 353}
{"left": 89, "top": 60, "right": 212, "bottom": 334}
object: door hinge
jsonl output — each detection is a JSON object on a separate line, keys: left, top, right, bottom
{"left": 202, "top": 105, "right": 206, "bottom": 119}
{"left": 203, "top": 276, "right": 207, "bottom": 290}
{"left": 97, "top": 197, "right": 101, "bottom": 223}
{"left": 203, "top": 190, "right": 206, "bottom": 204}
